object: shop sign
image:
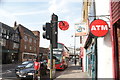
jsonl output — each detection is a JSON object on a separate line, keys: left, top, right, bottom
{"left": 75, "top": 22, "right": 87, "bottom": 36}
{"left": 90, "top": 19, "right": 109, "bottom": 37}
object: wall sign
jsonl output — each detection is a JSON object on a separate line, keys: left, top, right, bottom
{"left": 90, "top": 19, "right": 109, "bottom": 37}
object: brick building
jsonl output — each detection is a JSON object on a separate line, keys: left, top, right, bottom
{"left": 0, "top": 22, "right": 20, "bottom": 64}
{"left": 15, "top": 23, "right": 40, "bottom": 62}
{"left": 39, "top": 47, "right": 49, "bottom": 60}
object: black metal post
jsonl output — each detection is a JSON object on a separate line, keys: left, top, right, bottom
{"left": 50, "top": 25, "right": 53, "bottom": 80}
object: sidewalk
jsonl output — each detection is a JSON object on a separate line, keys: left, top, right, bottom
{"left": 55, "top": 62, "right": 91, "bottom": 80}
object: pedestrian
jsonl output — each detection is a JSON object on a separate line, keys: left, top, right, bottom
{"left": 75, "top": 59, "right": 77, "bottom": 66}
{"left": 33, "top": 56, "right": 40, "bottom": 80}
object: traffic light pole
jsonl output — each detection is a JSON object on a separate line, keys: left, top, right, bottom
{"left": 50, "top": 26, "right": 53, "bottom": 80}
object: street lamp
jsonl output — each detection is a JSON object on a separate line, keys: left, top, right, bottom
{"left": 71, "top": 33, "right": 76, "bottom": 64}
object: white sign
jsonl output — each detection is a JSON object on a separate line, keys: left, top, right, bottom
{"left": 75, "top": 22, "right": 87, "bottom": 36}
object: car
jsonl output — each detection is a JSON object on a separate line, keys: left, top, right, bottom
{"left": 15, "top": 61, "right": 48, "bottom": 79}
{"left": 15, "top": 61, "right": 34, "bottom": 72}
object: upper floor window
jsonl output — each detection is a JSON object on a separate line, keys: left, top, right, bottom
{"left": 0, "top": 27, "right": 1, "bottom": 33}
{"left": 34, "top": 47, "right": 36, "bottom": 51}
{"left": 3, "top": 29, "right": 6, "bottom": 34}
{"left": 0, "top": 27, "right": 2, "bottom": 37}
{"left": 24, "top": 45, "right": 27, "bottom": 49}
{"left": 30, "top": 46, "right": 32, "bottom": 50}
{"left": 24, "top": 35, "right": 28, "bottom": 42}
{"left": 29, "top": 38, "right": 32, "bottom": 43}
{"left": 0, "top": 39, "right": 6, "bottom": 46}
{"left": 13, "top": 43, "right": 19, "bottom": 49}
{"left": 34, "top": 39, "right": 36, "bottom": 43}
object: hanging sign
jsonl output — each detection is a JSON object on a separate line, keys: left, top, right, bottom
{"left": 58, "top": 21, "right": 69, "bottom": 30}
{"left": 75, "top": 22, "right": 87, "bottom": 36}
{"left": 90, "top": 19, "right": 109, "bottom": 37}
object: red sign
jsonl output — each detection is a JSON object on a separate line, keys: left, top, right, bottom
{"left": 58, "top": 21, "right": 69, "bottom": 30}
{"left": 90, "top": 19, "right": 109, "bottom": 37}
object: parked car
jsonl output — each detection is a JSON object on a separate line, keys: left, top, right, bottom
{"left": 15, "top": 61, "right": 34, "bottom": 72}
{"left": 15, "top": 61, "right": 48, "bottom": 79}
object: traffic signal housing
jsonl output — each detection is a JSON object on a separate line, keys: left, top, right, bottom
{"left": 51, "top": 13, "right": 58, "bottom": 48}
{"left": 43, "top": 23, "right": 51, "bottom": 40}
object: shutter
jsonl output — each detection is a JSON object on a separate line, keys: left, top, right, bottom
{"left": 111, "top": 1, "right": 120, "bottom": 24}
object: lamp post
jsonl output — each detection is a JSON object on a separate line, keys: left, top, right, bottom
{"left": 71, "top": 29, "right": 76, "bottom": 65}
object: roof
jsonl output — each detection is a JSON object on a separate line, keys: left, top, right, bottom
{"left": 0, "top": 22, "right": 15, "bottom": 34}
{"left": 18, "top": 24, "right": 38, "bottom": 38}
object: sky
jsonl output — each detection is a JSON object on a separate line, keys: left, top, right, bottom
{"left": 0, "top": 0, "right": 83, "bottom": 48}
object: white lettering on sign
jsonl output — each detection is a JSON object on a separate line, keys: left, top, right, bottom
{"left": 91, "top": 25, "right": 96, "bottom": 30}
{"left": 91, "top": 25, "right": 108, "bottom": 30}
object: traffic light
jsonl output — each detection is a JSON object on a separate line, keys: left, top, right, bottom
{"left": 51, "top": 13, "right": 58, "bottom": 48}
{"left": 43, "top": 23, "right": 51, "bottom": 40}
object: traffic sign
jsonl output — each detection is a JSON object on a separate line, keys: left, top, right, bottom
{"left": 90, "top": 19, "right": 109, "bottom": 37}
{"left": 58, "top": 21, "right": 69, "bottom": 30}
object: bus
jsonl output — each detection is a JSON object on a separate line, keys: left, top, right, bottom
{"left": 48, "top": 43, "right": 70, "bottom": 70}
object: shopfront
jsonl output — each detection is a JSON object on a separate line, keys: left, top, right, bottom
{"left": 110, "top": 1, "right": 120, "bottom": 79}
{"left": 84, "top": 34, "right": 97, "bottom": 79}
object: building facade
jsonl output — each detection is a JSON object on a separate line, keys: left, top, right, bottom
{"left": 15, "top": 24, "right": 40, "bottom": 62}
{"left": 110, "top": 0, "right": 120, "bottom": 79}
{"left": 81, "top": 0, "right": 113, "bottom": 78}
{"left": 0, "top": 22, "right": 20, "bottom": 64}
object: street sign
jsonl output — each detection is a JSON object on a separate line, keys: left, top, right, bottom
{"left": 90, "top": 19, "right": 109, "bottom": 37}
{"left": 58, "top": 21, "right": 69, "bottom": 30}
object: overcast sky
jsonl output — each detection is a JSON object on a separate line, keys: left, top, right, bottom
{"left": 0, "top": 0, "right": 83, "bottom": 48}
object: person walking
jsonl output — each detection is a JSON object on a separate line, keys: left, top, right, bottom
{"left": 33, "top": 57, "right": 40, "bottom": 80}
{"left": 75, "top": 59, "right": 77, "bottom": 66}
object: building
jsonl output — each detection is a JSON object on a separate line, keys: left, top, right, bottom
{"left": 39, "top": 47, "right": 49, "bottom": 60}
{"left": 81, "top": 0, "right": 113, "bottom": 78}
{"left": 15, "top": 23, "right": 40, "bottom": 62}
{"left": 0, "top": 22, "right": 20, "bottom": 64}
{"left": 110, "top": 0, "right": 120, "bottom": 79}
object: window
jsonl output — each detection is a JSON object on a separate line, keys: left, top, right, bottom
{"left": 24, "top": 45, "right": 27, "bottom": 49}
{"left": 24, "top": 35, "right": 28, "bottom": 42}
{"left": 34, "top": 47, "right": 36, "bottom": 51}
{"left": 34, "top": 39, "right": 36, "bottom": 43}
{"left": 30, "top": 46, "right": 32, "bottom": 50}
{"left": 3, "top": 29, "right": 6, "bottom": 34}
{"left": 0, "top": 39, "right": 6, "bottom": 46}
{"left": 13, "top": 43, "right": 19, "bottom": 49}
{"left": 0, "top": 27, "right": 2, "bottom": 37}
{"left": 0, "top": 27, "right": 1, "bottom": 33}
{"left": 29, "top": 38, "right": 32, "bottom": 43}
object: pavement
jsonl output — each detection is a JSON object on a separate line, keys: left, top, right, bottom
{"left": 55, "top": 62, "right": 91, "bottom": 80}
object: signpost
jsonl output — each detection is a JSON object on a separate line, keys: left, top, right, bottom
{"left": 43, "top": 13, "right": 69, "bottom": 80}
{"left": 90, "top": 19, "right": 109, "bottom": 37}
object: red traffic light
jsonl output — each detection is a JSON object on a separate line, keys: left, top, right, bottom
{"left": 58, "top": 21, "right": 69, "bottom": 30}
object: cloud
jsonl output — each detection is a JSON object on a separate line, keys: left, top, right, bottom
{"left": 3, "top": 0, "right": 50, "bottom": 2}
{"left": 0, "top": 9, "right": 17, "bottom": 26}
{"left": 12, "top": 10, "right": 48, "bottom": 16}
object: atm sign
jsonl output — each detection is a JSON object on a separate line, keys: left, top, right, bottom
{"left": 90, "top": 19, "right": 109, "bottom": 37}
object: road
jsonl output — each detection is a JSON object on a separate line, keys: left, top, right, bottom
{"left": 2, "top": 64, "right": 69, "bottom": 80}
{"left": 2, "top": 62, "right": 78, "bottom": 80}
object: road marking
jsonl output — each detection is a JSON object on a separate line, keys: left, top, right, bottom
{"left": 2, "top": 68, "right": 16, "bottom": 75}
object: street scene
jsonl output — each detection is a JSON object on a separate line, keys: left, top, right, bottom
{"left": 0, "top": 0, "right": 120, "bottom": 80}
